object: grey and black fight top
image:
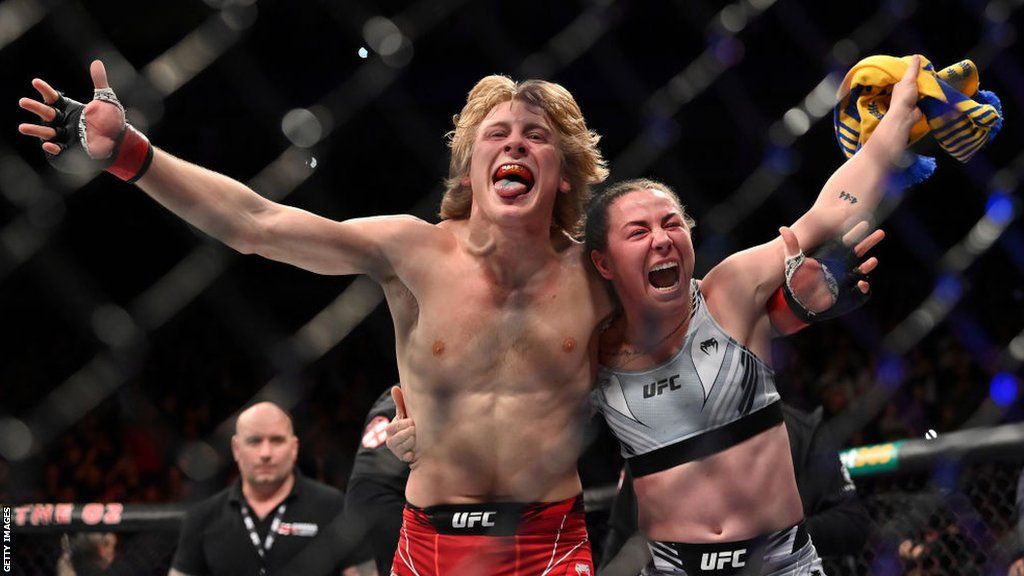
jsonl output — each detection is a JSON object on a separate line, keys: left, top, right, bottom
{"left": 593, "top": 280, "right": 783, "bottom": 477}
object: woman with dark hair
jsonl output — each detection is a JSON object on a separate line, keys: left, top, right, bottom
{"left": 581, "top": 57, "right": 919, "bottom": 575}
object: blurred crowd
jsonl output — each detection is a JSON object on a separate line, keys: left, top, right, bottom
{"left": 778, "top": 328, "right": 990, "bottom": 447}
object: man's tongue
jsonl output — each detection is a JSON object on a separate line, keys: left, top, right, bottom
{"left": 495, "top": 179, "right": 528, "bottom": 198}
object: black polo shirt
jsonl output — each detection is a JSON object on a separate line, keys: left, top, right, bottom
{"left": 345, "top": 387, "right": 410, "bottom": 574}
{"left": 349, "top": 387, "right": 409, "bottom": 491}
{"left": 172, "top": 471, "right": 345, "bottom": 576}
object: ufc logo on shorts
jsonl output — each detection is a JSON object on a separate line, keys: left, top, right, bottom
{"left": 700, "top": 549, "right": 747, "bottom": 570}
{"left": 451, "top": 511, "right": 496, "bottom": 528}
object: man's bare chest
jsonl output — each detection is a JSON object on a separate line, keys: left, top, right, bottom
{"left": 425, "top": 280, "right": 586, "bottom": 349}
{"left": 393, "top": 262, "right": 597, "bottom": 374}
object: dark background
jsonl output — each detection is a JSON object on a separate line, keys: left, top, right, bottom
{"left": 1, "top": 0, "right": 1022, "bottom": 509}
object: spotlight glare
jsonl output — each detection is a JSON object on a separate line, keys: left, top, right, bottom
{"left": 782, "top": 108, "right": 810, "bottom": 136}
{"left": 984, "top": 194, "right": 1014, "bottom": 225}
{"left": 0, "top": 417, "right": 33, "bottom": 460}
{"left": 875, "top": 355, "right": 904, "bottom": 386}
{"left": 281, "top": 108, "right": 323, "bottom": 148}
{"left": 934, "top": 274, "right": 962, "bottom": 303}
{"left": 989, "top": 372, "right": 1019, "bottom": 407}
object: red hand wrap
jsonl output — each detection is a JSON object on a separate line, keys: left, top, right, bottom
{"left": 768, "top": 286, "right": 809, "bottom": 336}
{"left": 106, "top": 125, "right": 153, "bottom": 183}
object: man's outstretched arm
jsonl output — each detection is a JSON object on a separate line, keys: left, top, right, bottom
{"left": 19, "top": 60, "right": 426, "bottom": 280}
{"left": 134, "top": 149, "right": 428, "bottom": 279}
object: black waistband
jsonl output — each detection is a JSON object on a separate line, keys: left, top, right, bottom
{"left": 406, "top": 497, "right": 584, "bottom": 537}
{"left": 648, "top": 521, "right": 808, "bottom": 576}
{"left": 628, "top": 401, "right": 784, "bottom": 477}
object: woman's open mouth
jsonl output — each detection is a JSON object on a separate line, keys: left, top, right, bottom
{"left": 648, "top": 261, "right": 680, "bottom": 291}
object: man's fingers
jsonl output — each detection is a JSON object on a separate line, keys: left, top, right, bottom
{"left": 387, "top": 426, "right": 416, "bottom": 461}
{"left": 31, "top": 78, "right": 59, "bottom": 105}
{"left": 42, "top": 142, "right": 61, "bottom": 154}
{"left": 391, "top": 385, "right": 406, "bottom": 419}
{"left": 779, "top": 226, "right": 800, "bottom": 258}
{"left": 386, "top": 419, "right": 410, "bottom": 436}
{"left": 853, "top": 229, "right": 886, "bottom": 257}
{"left": 390, "top": 428, "right": 413, "bottom": 445}
{"left": 90, "top": 60, "right": 109, "bottom": 90}
{"left": 18, "top": 123, "right": 57, "bottom": 140}
{"left": 385, "top": 424, "right": 408, "bottom": 448}
{"left": 19, "top": 98, "right": 57, "bottom": 122}
{"left": 857, "top": 280, "right": 870, "bottom": 294}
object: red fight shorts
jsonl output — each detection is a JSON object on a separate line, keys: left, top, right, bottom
{"left": 390, "top": 495, "right": 593, "bottom": 576}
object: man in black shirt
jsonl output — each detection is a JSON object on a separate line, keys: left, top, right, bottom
{"left": 782, "top": 404, "right": 870, "bottom": 556}
{"left": 345, "top": 387, "right": 409, "bottom": 575}
{"left": 169, "top": 402, "right": 350, "bottom": 576}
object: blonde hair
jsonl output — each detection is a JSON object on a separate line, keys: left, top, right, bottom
{"left": 440, "top": 75, "right": 609, "bottom": 235}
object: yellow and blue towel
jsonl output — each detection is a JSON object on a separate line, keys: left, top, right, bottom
{"left": 835, "top": 54, "right": 1002, "bottom": 187}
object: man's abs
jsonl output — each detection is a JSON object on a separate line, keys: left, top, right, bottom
{"left": 404, "top": 385, "right": 589, "bottom": 506}
{"left": 384, "top": 235, "right": 607, "bottom": 506}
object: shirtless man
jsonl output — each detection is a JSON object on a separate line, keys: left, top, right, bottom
{"left": 19, "top": 62, "right": 610, "bottom": 575}
{"left": 390, "top": 58, "right": 923, "bottom": 575}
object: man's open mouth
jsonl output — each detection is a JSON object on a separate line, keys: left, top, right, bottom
{"left": 648, "top": 262, "right": 680, "bottom": 290}
{"left": 493, "top": 164, "right": 536, "bottom": 198}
